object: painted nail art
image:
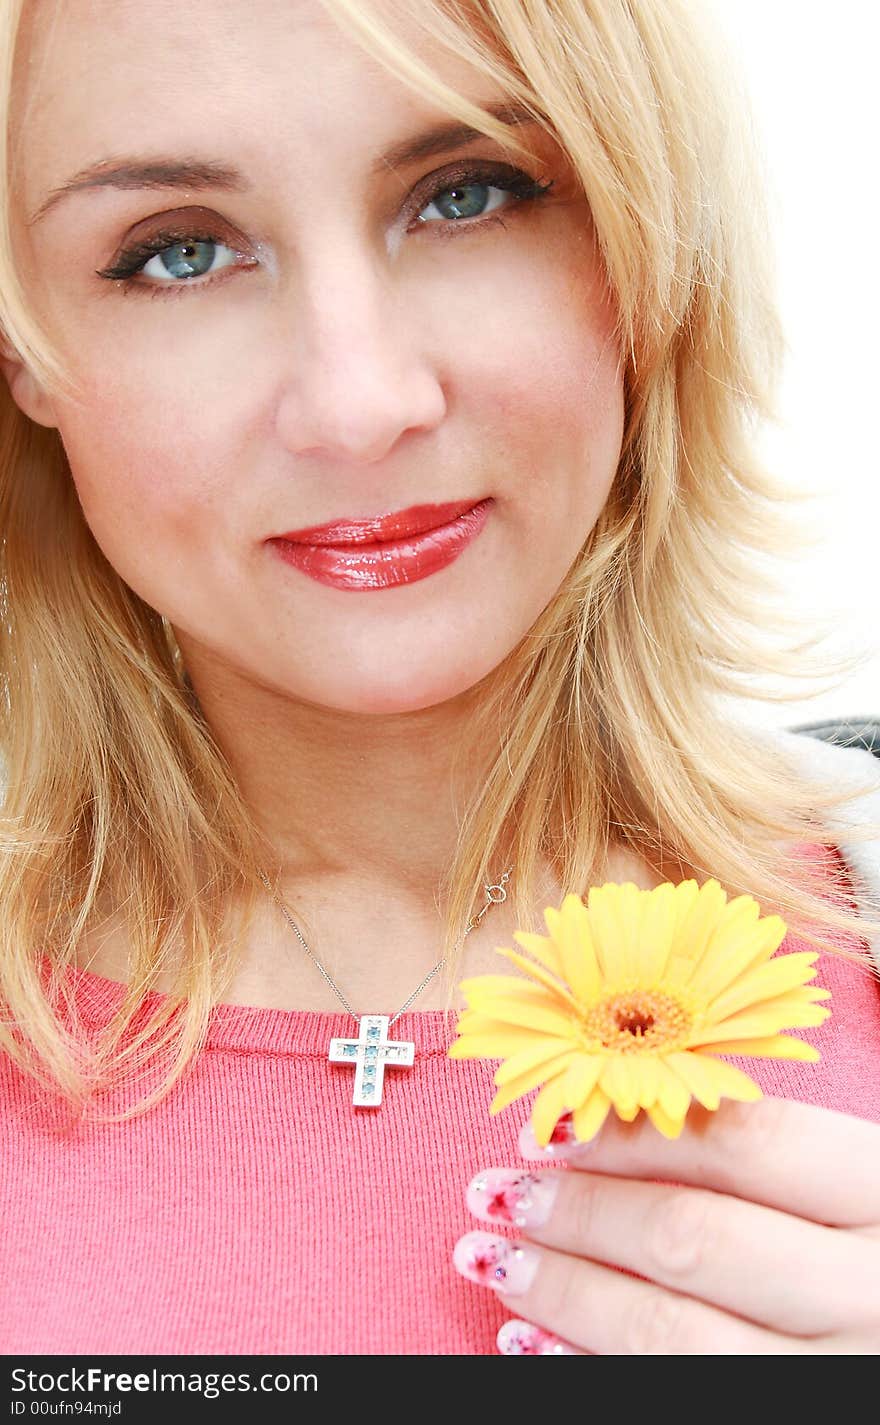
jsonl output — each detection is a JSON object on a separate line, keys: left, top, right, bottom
{"left": 452, "top": 1231, "right": 539, "bottom": 1295}
{"left": 466, "top": 1169, "right": 560, "bottom": 1229}
{"left": 518, "top": 1112, "right": 587, "bottom": 1158}
{"left": 548, "top": 1112, "right": 578, "bottom": 1145}
{"left": 497, "top": 1319, "right": 576, "bottom": 1355}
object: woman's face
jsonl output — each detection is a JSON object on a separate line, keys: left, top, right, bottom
{"left": 5, "top": 0, "right": 624, "bottom": 716}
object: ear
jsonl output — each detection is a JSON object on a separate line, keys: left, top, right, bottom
{"left": 0, "top": 338, "right": 60, "bottom": 429}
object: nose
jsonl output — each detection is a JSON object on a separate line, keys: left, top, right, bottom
{"left": 273, "top": 247, "right": 447, "bottom": 466}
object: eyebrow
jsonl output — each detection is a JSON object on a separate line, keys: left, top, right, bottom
{"left": 26, "top": 99, "right": 542, "bottom": 226}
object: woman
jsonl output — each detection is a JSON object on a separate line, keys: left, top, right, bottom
{"left": 1, "top": 0, "right": 879, "bottom": 1356}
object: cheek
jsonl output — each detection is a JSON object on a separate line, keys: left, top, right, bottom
{"left": 43, "top": 293, "right": 247, "bottom": 544}
{"left": 54, "top": 388, "right": 225, "bottom": 600}
{"left": 453, "top": 255, "right": 624, "bottom": 552}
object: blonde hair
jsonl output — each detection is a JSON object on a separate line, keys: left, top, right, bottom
{"left": 2, "top": 0, "right": 878, "bottom": 1123}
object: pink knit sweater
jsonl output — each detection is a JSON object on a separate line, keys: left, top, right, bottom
{"left": 1, "top": 841, "right": 879, "bottom": 1355}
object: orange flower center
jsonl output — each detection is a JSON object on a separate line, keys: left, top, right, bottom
{"left": 581, "top": 990, "right": 691, "bottom": 1054}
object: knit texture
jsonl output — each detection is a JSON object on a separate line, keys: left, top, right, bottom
{"left": 1, "top": 841, "right": 878, "bottom": 1355}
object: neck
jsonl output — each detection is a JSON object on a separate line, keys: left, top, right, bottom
{"left": 178, "top": 639, "right": 504, "bottom": 894}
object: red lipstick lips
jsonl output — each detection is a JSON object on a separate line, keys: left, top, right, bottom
{"left": 269, "top": 497, "right": 493, "bottom": 592}
{"left": 275, "top": 499, "right": 483, "bottom": 546}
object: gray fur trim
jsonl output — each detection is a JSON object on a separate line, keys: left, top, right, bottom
{"left": 761, "top": 726, "right": 880, "bottom": 975}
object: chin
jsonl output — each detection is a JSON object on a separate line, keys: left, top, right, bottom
{"left": 307, "top": 661, "right": 498, "bottom": 718}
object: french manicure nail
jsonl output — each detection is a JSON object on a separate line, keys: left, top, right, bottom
{"left": 453, "top": 1231, "right": 540, "bottom": 1295}
{"left": 497, "top": 1319, "right": 576, "bottom": 1355}
{"left": 466, "top": 1169, "right": 560, "bottom": 1228}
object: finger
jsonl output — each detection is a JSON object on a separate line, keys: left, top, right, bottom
{"left": 519, "top": 1097, "right": 880, "bottom": 1227}
{"left": 467, "top": 1166, "right": 880, "bottom": 1335}
{"left": 453, "top": 1230, "right": 814, "bottom": 1355}
{"left": 495, "top": 1318, "right": 584, "bottom": 1355}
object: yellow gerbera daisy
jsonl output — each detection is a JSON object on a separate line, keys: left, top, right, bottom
{"left": 448, "top": 879, "right": 830, "bottom": 1145}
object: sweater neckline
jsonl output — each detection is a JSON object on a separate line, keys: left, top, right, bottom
{"left": 39, "top": 953, "right": 461, "bottom": 1057}
{"left": 40, "top": 839, "right": 845, "bottom": 1059}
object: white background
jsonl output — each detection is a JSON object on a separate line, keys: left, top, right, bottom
{"left": 708, "top": 1, "right": 879, "bottom": 734}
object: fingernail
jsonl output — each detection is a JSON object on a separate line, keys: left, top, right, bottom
{"left": 497, "top": 1319, "right": 576, "bottom": 1355}
{"left": 453, "top": 1231, "right": 540, "bottom": 1295}
{"left": 518, "top": 1112, "right": 586, "bottom": 1158}
{"left": 466, "top": 1169, "right": 560, "bottom": 1228}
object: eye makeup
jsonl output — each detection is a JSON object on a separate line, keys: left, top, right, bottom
{"left": 94, "top": 159, "right": 555, "bottom": 298}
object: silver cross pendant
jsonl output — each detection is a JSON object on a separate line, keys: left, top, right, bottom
{"left": 328, "top": 1014, "right": 415, "bottom": 1107}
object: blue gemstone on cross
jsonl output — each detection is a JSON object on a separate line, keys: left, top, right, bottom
{"left": 328, "top": 1014, "right": 416, "bottom": 1107}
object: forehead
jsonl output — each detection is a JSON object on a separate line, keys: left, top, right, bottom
{"left": 14, "top": 0, "right": 502, "bottom": 206}
{"left": 18, "top": 0, "right": 382, "bottom": 93}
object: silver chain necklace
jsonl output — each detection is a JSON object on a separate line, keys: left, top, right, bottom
{"left": 258, "top": 866, "right": 513, "bottom": 1109}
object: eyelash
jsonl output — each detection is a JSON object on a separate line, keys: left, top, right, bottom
{"left": 94, "top": 161, "right": 555, "bottom": 300}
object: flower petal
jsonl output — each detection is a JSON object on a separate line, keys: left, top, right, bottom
{"left": 496, "top": 948, "right": 582, "bottom": 1012}
{"left": 687, "top": 904, "right": 785, "bottom": 1001}
{"left": 459, "top": 974, "right": 560, "bottom": 1005}
{"left": 666, "top": 1051, "right": 762, "bottom": 1107}
{"left": 493, "top": 1037, "right": 579, "bottom": 1086}
{"left": 510, "top": 929, "right": 566, "bottom": 979}
{"left": 663, "top": 1051, "right": 724, "bottom": 1110}
{"left": 606, "top": 1053, "right": 661, "bottom": 1110}
{"left": 664, "top": 953, "right": 702, "bottom": 992}
{"left": 705, "top": 953, "right": 821, "bottom": 1024}
{"left": 489, "top": 1053, "right": 576, "bottom": 1114}
{"left": 557, "top": 893, "right": 603, "bottom": 1001}
{"left": 687, "top": 891, "right": 763, "bottom": 973}
{"left": 469, "top": 998, "right": 579, "bottom": 1037}
{"left": 673, "top": 878, "right": 732, "bottom": 969}
{"left": 531, "top": 1072, "right": 573, "bottom": 1147}
{"left": 448, "top": 1029, "right": 549, "bottom": 1059}
{"left": 618, "top": 881, "right": 646, "bottom": 982}
{"left": 701, "top": 1035, "right": 821, "bottom": 1062}
{"left": 614, "top": 1101, "right": 641, "bottom": 1122}
{"left": 599, "top": 1054, "right": 640, "bottom": 1114}
{"left": 653, "top": 1058, "right": 692, "bottom": 1119}
{"left": 630, "top": 1053, "right": 661, "bottom": 1109}
{"left": 645, "top": 1101, "right": 688, "bottom": 1139}
{"left": 560, "top": 1054, "right": 605, "bottom": 1109}
{"left": 637, "top": 882, "right": 680, "bottom": 982}
{"left": 690, "top": 994, "right": 830, "bottom": 1045}
{"left": 585, "top": 882, "right": 635, "bottom": 981}
{"left": 572, "top": 1087, "right": 612, "bottom": 1143}
{"left": 451, "top": 1010, "right": 502, "bottom": 1036}
{"left": 670, "top": 878, "right": 702, "bottom": 939}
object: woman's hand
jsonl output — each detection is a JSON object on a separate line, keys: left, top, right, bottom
{"left": 452, "top": 1097, "right": 880, "bottom": 1354}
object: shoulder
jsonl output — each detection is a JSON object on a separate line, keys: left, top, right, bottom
{"left": 756, "top": 723, "right": 880, "bottom": 841}
{"left": 760, "top": 721, "right": 880, "bottom": 778}
{"left": 756, "top": 722, "right": 880, "bottom": 973}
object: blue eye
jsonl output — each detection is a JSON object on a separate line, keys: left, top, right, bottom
{"left": 416, "top": 168, "right": 552, "bottom": 225}
{"left": 140, "top": 238, "right": 237, "bottom": 282}
{"left": 95, "top": 163, "right": 555, "bottom": 297}
{"left": 96, "top": 229, "right": 253, "bottom": 292}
